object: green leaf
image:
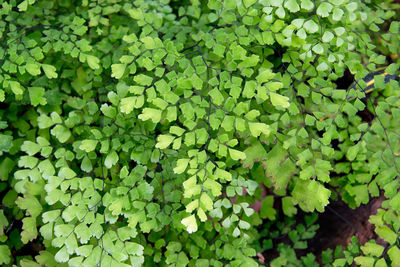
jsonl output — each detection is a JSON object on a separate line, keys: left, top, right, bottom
{"left": 86, "top": 55, "right": 100, "bottom": 69}
{"left": 0, "top": 245, "right": 11, "bottom": 265}
{"left": 292, "top": 180, "right": 330, "bottom": 212}
{"left": 59, "top": 167, "right": 77, "bottom": 179}
{"left": 173, "top": 159, "right": 190, "bottom": 174}
{"left": 16, "top": 196, "right": 43, "bottom": 217}
{"left": 79, "top": 140, "right": 98, "bottom": 152}
{"left": 215, "top": 168, "right": 232, "bottom": 181}
{"left": 354, "top": 256, "right": 375, "bottom": 267}
{"left": 346, "top": 143, "right": 359, "bottom": 161}
{"left": 284, "top": 0, "right": 300, "bottom": 13}
{"left": 138, "top": 108, "right": 162, "bottom": 123}
{"left": 134, "top": 74, "right": 153, "bottom": 86}
{"left": 266, "top": 81, "right": 283, "bottom": 91}
{"left": 270, "top": 92, "right": 290, "bottom": 108}
{"left": 332, "top": 7, "right": 344, "bottom": 21}
{"left": 181, "top": 214, "right": 198, "bottom": 233}
{"left": 322, "top": 31, "right": 334, "bottom": 42}
{"left": 28, "top": 87, "right": 47, "bottom": 106}
{"left": 312, "top": 44, "right": 324, "bottom": 54}
{"left": 260, "top": 196, "right": 276, "bottom": 220}
{"left": 200, "top": 193, "right": 213, "bottom": 211}
{"left": 209, "top": 89, "right": 224, "bottom": 106}
{"left": 229, "top": 148, "right": 246, "bottom": 160}
{"left": 301, "top": 0, "right": 314, "bottom": 11}
{"left": 51, "top": 125, "right": 71, "bottom": 143}
{"left": 388, "top": 247, "right": 400, "bottom": 266}
{"left": 248, "top": 122, "right": 271, "bottom": 137}
{"left": 141, "top": 36, "right": 156, "bottom": 49}
{"left": 303, "top": 20, "right": 319, "bottom": 33}
{"left": 155, "top": 135, "right": 175, "bottom": 149}
{"left": 317, "top": 2, "right": 333, "bottom": 17}
{"left": 21, "top": 217, "right": 38, "bottom": 243}
{"left": 80, "top": 156, "right": 92, "bottom": 172}
{"left": 204, "top": 179, "right": 222, "bottom": 197}
{"left": 42, "top": 64, "right": 58, "bottom": 79}
{"left": 256, "top": 69, "right": 275, "bottom": 83}
{"left": 21, "top": 141, "right": 41, "bottom": 156}
{"left": 100, "top": 104, "right": 117, "bottom": 118}
{"left": 243, "top": 0, "right": 257, "bottom": 8}
{"left": 282, "top": 197, "right": 297, "bottom": 216}
{"left": 104, "top": 150, "right": 119, "bottom": 169}
{"left": 54, "top": 246, "right": 69, "bottom": 263}
{"left": 376, "top": 226, "right": 397, "bottom": 245}
{"left": 111, "top": 64, "right": 126, "bottom": 79}
{"left": 9, "top": 81, "right": 24, "bottom": 95}
{"left": 120, "top": 97, "right": 136, "bottom": 114}
{"left": 270, "top": 0, "right": 284, "bottom": 7}
{"left": 17, "top": 0, "right": 28, "bottom": 11}
{"left": 26, "top": 63, "right": 41, "bottom": 76}
{"left": 0, "top": 134, "right": 13, "bottom": 152}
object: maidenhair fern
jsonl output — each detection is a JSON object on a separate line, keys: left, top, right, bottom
{"left": 0, "top": 0, "right": 400, "bottom": 266}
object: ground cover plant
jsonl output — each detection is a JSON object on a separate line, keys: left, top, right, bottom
{"left": 1, "top": 0, "right": 400, "bottom": 266}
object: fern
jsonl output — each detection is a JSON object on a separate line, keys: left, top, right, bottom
{"left": 0, "top": 0, "right": 400, "bottom": 266}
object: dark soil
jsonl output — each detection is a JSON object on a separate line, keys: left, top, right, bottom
{"left": 306, "top": 194, "right": 386, "bottom": 261}
{"left": 260, "top": 193, "right": 386, "bottom": 265}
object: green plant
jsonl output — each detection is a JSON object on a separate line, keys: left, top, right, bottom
{"left": 0, "top": 0, "right": 400, "bottom": 266}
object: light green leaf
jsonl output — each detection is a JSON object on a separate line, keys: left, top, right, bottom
{"left": 155, "top": 135, "right": 175, "bottom": 149}
{"left": 81, "top": 156, "right": 93, "bottom": 172}
{"left": 105, "top": 150, "right": 119, "bottom": 169}
{"left": 317, "top": 2, "right": 333, "bottom": 17}
{"left": 86, "top": 55, "right": 100, "bottom": 69}
{"left": 270, "top": 92, "right": 290, "bottom": 108}
{"left": 303, "top": 19, "right": 319, "bottom": 33}
{"left": 346, "top": 143, "right": 359, "bottom": 161}
{"left": 21, "top": 217, "right": 38, "bottom": 243}
{"left": 59, "top": 167, "right": 77, "bottom": 179}
{"left": 312, "top": 44, "right": 324, "bottom": 54}
{"left": 138, "top": 108, "right": 162, "bottom": 123}
{"left": 9, "top": 81, "right": 24, "bottom": 95}
{"left": 266, "top": 81, "right": 283, "bottom": 91}
{"left": 173, "top": 159, "right": 190, "bottom": 174}
{"left": 284, "top": 0, "right": 300, "bottom": 13}
{"left": 209, "top": 88, "right": 224, "bottom": 106}
{"left": 200, "top": 193, "right": 213, "bottom": 211}
{"left": 79, "top": 140, "right": 98, "bottom": 152}
{"left": 248, "top": 122, "right": 271, "bottom": 137}
{"left": 120, "top": 97, "right": 136, "bottom": 114}
{"left": 203, "top": 179, "right": 222, "bottom": 196}
{"left": 243, "top": 0, "right": 257, "bottom": 8}
{"left": 51, "top": 125, "right": 71, "bottom": 143}
{"left": 215, "top": 168, "right": 232, "bottom": 181}
{"left": 256, "top": 69, "right": 275, "bottom": 83}
{"left": 332, "top": 7, "right": 344, "bottom": 21}
{"left": 229, "top": 148, "right": 246, "bottom": 161}
{"left": 141, "top": 36, "right": 156, "bottom": 49}
{"left": 21, "top": 141, "right": 41, "bottom": 156}
{"left": 16, "top": 196, "right": 42, "bottom": 217}
{"left": 322, "top": 31, "right": 334, "bottom": 42}
{"left": 181, "top": 214, "right": 198, "bottom": 233}
{"left": 26, "top": 63, "right": 41, "bottom": 76}
{"left": 17, "top": 0, "right": 28, "bottom": 11}
{"left": 376, "top": 226, "right": 397, "bottom": 245}
{"left": 301, "top": 0, "right": 314, "bottom": 10}
{"left": 0, "top": 245, "right": 11, "bottom": 265}
{"left": 111, "top": 64, "right": 126, "bottom": 79}
{"left": 42, "top": 64, "right": 58, "bottom": 79}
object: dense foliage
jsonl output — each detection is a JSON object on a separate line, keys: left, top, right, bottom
{"left": 1, "top": 0, "right": 400, "bottom": 266}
